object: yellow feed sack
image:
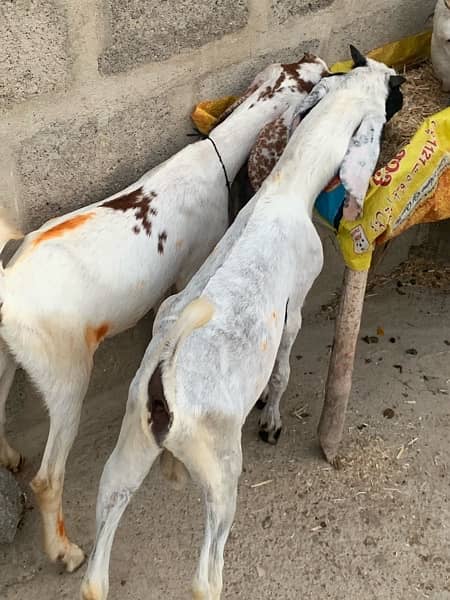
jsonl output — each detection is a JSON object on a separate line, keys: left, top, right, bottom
{"left": 338, "top": 108, "right": 450, "bottom": 270}
{"left": 331, "top": 30, "right": 432, "bottom": 73}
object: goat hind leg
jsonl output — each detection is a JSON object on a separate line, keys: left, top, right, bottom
{"left": 255, "top": 383, "right": 269, "bottom": 410}
{"left": 174, "top": 424, "right": 242, "bottom": 600}
{"left": 259, "top": 310, "right": 302, "bottom": 444}
{"left": 0, "top": 348, "right": 20, "bottom": 470}
{"left": 82, "top": 397, "right": 161, "bottom": 600}
{"left": 31, "top": 367, "right": 91, "bottom": 572}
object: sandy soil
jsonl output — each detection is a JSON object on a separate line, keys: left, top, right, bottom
{"left": 0, "top": 277, "right": 449, "bottom": 600}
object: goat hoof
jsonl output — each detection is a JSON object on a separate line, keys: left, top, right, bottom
{"left": 80, "top": 581, "right": 105, "bottom": 600}
{"left": 259, "top": 427, "right": 282, "bottom": 445}
{"left": 63, "top": 542, "right": 86, "bottom": 573}
{"left": 0, "top": 446, "right": 24, "bottom": 473}
{"left": 255, "top": 398, "right": 267, "bottom": 410}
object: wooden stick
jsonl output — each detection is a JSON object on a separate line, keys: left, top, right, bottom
{"left": 318, "top": 267, "right": 369, "bottom": 465}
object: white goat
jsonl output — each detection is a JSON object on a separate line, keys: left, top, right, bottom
{"left": 432, "top": 0, "right": 450, "bottom": 91}
{"left": 0, "top": 54, "right": 328, "bottom": 572}
{"left": 81, "top": 48, "right": 405, "bottom": 600}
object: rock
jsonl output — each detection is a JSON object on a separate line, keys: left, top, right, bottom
{"left": 0, "top": 467, "right": 25, "bottom": 544}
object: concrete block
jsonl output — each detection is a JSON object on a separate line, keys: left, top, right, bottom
{"left": 0, "top": 0, "right": 71, "bottom": 109}
{"left": 99, "top": 0, "right": 249, "bottom": 75}
{"left": 196, "top": 40, "right": 321, "bottom": 101}
{"left": 0, "top": 468, "right": 24, "bottom": 544}
{"left": 17, "top": 90, "right": 193, "bottom": 230}
{"left": 271, "top": 0, "right": 336, "bottom": 24}
{"left": 325, "top": 0, "right": 435, "bottom": 63}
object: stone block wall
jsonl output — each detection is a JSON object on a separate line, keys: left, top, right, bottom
{"left": 1, "top": 0, "right": 435, "bottom": 231}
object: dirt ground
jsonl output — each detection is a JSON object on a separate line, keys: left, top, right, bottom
{"left": 0, "top": 268, "right": 449, "bottom": 600}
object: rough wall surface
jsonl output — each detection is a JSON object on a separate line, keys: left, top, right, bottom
{"left": 0, "top": 0, "right": 438, "bottom": 392}
{"left": 0, "top": 0, "right": 71, "bottom": 108}
{"left": 100, "top": 0, "right": 250, "bottom": 73}
{"left": 0, "top": 0, "right": 435, "bottom": 230}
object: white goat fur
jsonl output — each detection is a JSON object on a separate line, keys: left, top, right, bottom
{"left": 0, "top": 55, "right": 327, "bottom": 572}
{"left": 432, "top": 0, "right": 450, "bottom": 91}
{"left": 82, "top": 57, "right": 398, "bottom": 600}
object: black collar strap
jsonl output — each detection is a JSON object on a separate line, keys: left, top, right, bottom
{"left": 187, "top": 129, "right": 232, "bottom": 221}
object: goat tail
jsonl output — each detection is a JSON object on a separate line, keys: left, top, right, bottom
{"left": 0, "top": 211, "right": 23, "bottom": 257}
{"left": 147, "top": 297, "right": 214, "bottom": 448}
{"left": 161, "top": 295, "right": 214, "bottom": 413}
{"left": 162, "top": 296, "right": 214, "bottom": 372}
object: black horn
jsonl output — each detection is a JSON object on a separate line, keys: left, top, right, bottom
{"left": 349, "top": 45, "right": 368, "bottom": 68}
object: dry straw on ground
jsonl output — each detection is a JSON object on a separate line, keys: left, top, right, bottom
{"left": 378, "top": 60, "right": 448, "bottom": 166}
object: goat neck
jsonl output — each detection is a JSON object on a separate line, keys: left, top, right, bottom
{"left": 208, "top": 95, "right": 293, "bottom": 182}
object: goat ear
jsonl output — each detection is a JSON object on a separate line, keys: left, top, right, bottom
{"left": 385, "top": 85, "right": 404, "bottom": 121}
{"left": 247, "top": 116, "right": 290, "bottom": 192}
{"left": 349, "top": 45, "right": 368, "bottom": 68}
{"left": 389, "top": 74, "right": 406, "bottom": 88}
{"left": 340, "top": 114, "right": 385, "bottom": 219}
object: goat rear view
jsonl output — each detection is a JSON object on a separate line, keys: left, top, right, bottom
{"left": 82, "top": 49, "right": 405, "bottom": 600}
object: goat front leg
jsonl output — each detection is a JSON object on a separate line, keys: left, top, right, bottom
{"left": 0, "top": 347, "right": 20, "bottom": 470}
{"left": 259, "top": 309, "right": 302, "bottom": 445}
{"left": 81, "top": 394, "right": 161, "bottom": 600}
{"left": 31, "top": 363, "right": 91, "bottom": 572}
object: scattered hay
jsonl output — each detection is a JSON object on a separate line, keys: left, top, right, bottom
{"left": 368, "top": 256, "right": 450, "bottom": 292}
{"left": 336, "top": 435, "right": 395, "bottom": 486}
{"left": 318, "top": 256, "right": 450, "bottom": 320}
{"left": 378, "top": 60, "right": 448, "bottom": 167}
{"left": 301, "top": 432, "right": 414, "bottom": 502}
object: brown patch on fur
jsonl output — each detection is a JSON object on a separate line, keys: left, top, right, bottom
{"left": 175, "top": 239, "right": 183, "bottom": 249}
{"left": 248, "top": 117, "right": 289, "bottom": 191}
{"left": 281, "top": 61, "right": 316, "bottom": 94}
{"left": 300, "top": 51, "right": 319, "bottom": 64}
{"left": 261, "top": 339, "right": 268, "bottom": 351}
{"left": 157, "top": 231, "right": 168, "bottom": 254}
{"left": 57, "top": 513, "right": 66, "bottom": 539}
{"left": 85, "top": 323, "right": 109, "bottom": 351}
{"left": 33, "top": 213, "right": 95, "bottom": 246}
{"left": 258, "top": 72, "right": 286, "bottom": 101}
{"left": 101, "top": 188, "right": 157, "bottom": 236}
{"left": 258, "top": 53, "right": 319, "bottom": 102}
